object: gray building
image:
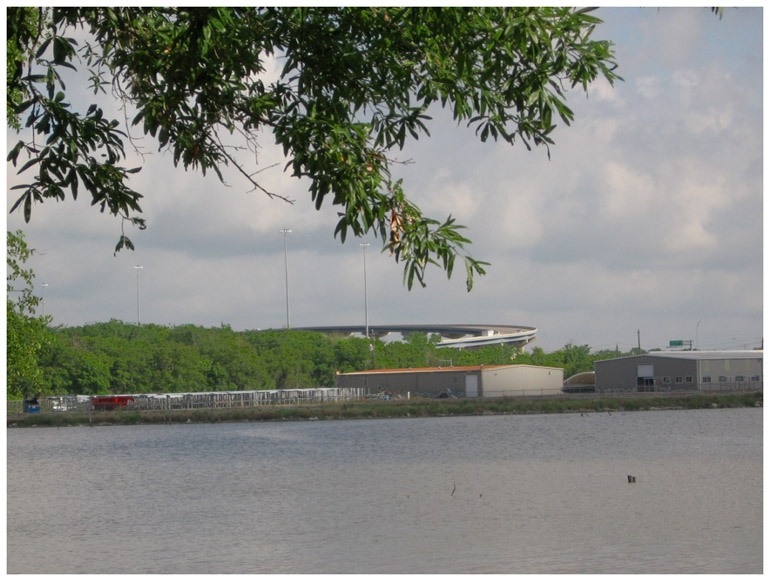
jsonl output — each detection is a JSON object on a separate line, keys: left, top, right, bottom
{"left": 594, "top": 350, "right": 763, "bottom": 393}
{"left": 336, "top": 364, "right": 564, "bottom": 398}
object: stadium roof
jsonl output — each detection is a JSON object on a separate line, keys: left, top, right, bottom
{"left": 294, "top": 324, "right": 537, "bottom": 349}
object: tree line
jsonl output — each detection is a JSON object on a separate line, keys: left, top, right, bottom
{"left": 8, "top": 230, "right": 638, "bottom": 399}
{"left": 10, "top": 318, "right": 636, "bottom": 399}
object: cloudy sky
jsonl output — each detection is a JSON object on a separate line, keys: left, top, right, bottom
{"left": 5, "top": 7, "right": 764, "bottom": 353}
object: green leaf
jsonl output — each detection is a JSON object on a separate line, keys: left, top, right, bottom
{"left": 7, "top": 141, "right": 24, "bottom": 163}
{"left": 35, "top": 37, "right": 52, "bottom": 59}
{"left": 114, "top": 235, "right": 135, "bottom": 255}
{"left": 23, "top": 192, "right": 32, "bottom": 222}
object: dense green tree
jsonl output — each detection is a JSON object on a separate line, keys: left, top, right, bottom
{"left": 252, "top": 330, "right": 338, "bottom": 388}
{"left": 554, "top": 343, "right": 594, "bottom": 378}
{"left": 7, "top": 303, "right": 51, "bottom": 398}
{"left": 333, "top": 336, "right": 373, "bottom": 373}
{"left": 449, "top": 344, "right": 519, "bottom": 367}
{"left": 106, "top": 339, "right": 154, "bottom": 393}
{"left": 49, "top": 337, "right": 113, "bottom": 395}
{"left": 148, "top": 342, "right": 203, "bottom": 392}
{"left": 7, "top": 7, "right": 620, "bottom": 288}
{"left": 37, "top": 333, "right": 71, "bottom": 395}
{"left": 381, "top": 331, "right": 440, "bottom": 368}
{"left": 6, "top": 230, "right": 51, "bottom": 398}
{"left": 10, "top": 316, "right": 648, "bottom": 398}
{"left": 205, "top": 338, "right": 271, "bottom": 391}
{"left": 378, "top": 341, "right": 423, "bottom": 370}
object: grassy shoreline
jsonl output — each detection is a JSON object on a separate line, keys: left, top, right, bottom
{"left": 6, "top": 391, "right": 762, "bottom": 428}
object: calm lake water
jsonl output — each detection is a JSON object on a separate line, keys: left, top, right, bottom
{"left": 7, "top": 408, "right": 762, "bottom": 574}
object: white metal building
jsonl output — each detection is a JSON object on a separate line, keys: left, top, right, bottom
{"left": 336, "top": 364, "right": 564, "bottom": 398}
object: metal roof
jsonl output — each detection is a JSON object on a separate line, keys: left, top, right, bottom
{"left": 341, "top": 365, "right": 506, "bottom": 375}
{"left": 599, "top": 350, "right": 762, "bottom": 363}
{"left": 339, "top": 364, "right": 562, "bottom": 376}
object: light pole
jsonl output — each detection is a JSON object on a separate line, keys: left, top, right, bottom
{"left": 280, "top": 229, "right": 291, "bottom": 329}
{"left": 696, "top": 320, "right": 702, "bottom": 350}
{"left": 133, "top": 265, "right": 143, "bottom": 324}
{"left": 40, "top": 282, "right": 48, "bottom": 317}
{"left": 360, "top": 242, "right": 370, "bottom": 339}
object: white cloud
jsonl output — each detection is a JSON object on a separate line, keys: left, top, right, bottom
{"left": 671, "top": 69, "right": 699, "bottom": 89}
{"left": 635, "top": 76, "right": 661, "bottom": 99}
{"left": 422, "top": 169, "right": 481, "bottom": 221}
{"left": 599, "top": 162, "right": 659, "bottom": 221}
{"left": 6, "top": 7, "right": 762, "bottom": 353}
{"left": 684, "top": 106, "right": 735, "bottom": 135}
{"left": 586, "top": 76, "right": 622, "bottom": 103}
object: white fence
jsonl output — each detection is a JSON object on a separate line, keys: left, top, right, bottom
{"left": 9, "top": 387, "right": 369, "bottom": 414}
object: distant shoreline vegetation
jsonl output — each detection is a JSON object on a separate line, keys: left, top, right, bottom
{"left": 7, "top": 392, "right": 762, "bottom": 428}
{"left": 10, "top": 320, "right": 647, "bottom": 400}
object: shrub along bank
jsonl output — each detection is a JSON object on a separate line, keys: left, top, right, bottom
{"left": 7, "top": 391, "right": 762, "bottom": 428}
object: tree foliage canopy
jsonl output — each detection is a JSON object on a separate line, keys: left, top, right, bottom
{"left": 7, "top": 7, "right": 619, "bottom": 289}
{"left": 7, "top": 230, "right": 50, "bottom": 398}
{"left": 17, "top": 319, "right": 637, "bottom": 398}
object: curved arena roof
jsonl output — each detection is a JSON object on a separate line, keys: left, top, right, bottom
{"left": 294, "top": 324, "right": 537, "bottom": 349}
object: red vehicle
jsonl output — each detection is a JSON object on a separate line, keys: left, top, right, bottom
{"left": 91, "top": 396, "right": 135, "bottom": 411}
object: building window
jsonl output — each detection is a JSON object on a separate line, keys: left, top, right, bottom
{"left": 703, "top": 376, "right": 711, "bottom": 383}
{"left": 718, "top": 376, "right": 728, "bottom": 382}
{"left": 675, "top": 376, "right": 683, "bottom": 384}
{"left": 751, "top": 375, "right": 760, "bottom": 382}
{"left": 662, "top": 376, "right": 671, "bottom": 384}
{"left": 685, "top": 376, "right": 693, "bottom": 383}
{"left": 735, "top": 375, "right": 745, "bottom": 382}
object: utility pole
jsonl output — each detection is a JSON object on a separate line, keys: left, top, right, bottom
{"left": 696, "top": 320, "right": 702, "bottom": 350}
{"left": 133, "top": 265, "right": 143, "bottom": 325}
{"left": 637, "top": 329, "right": 641, "bottom": 352}
{"left": 360, "top": 242, "right": 370, "bottom": 340}
{"left": 40, "top": 282, "right": 48, "bottom": 317}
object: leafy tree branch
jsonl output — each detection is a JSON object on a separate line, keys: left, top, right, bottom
{"left": 7, "top": 7, "right": 621, "bottom": 288}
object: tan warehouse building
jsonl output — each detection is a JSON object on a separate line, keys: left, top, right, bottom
{"left": 336, "top": 364, "right": 564, "bottom": 398}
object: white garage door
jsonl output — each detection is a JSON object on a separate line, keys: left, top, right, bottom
{"left": 465, "top": 375, "right": 479, "bottom": 397}
{"left": 637, "top": 364, "right": 654, "bottom": 377}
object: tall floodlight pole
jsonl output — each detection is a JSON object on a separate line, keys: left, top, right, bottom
{"left": 280, "top": 229, "right": 292, "bottom": 329}
{"left": 40, "top": 283, "right": 48, "bottom": 317}
{"left": 360, "top": 242, "right": 370, "bottom": 339}
{"left": 133, "top": 265, "right": 143, "bottom": 324}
